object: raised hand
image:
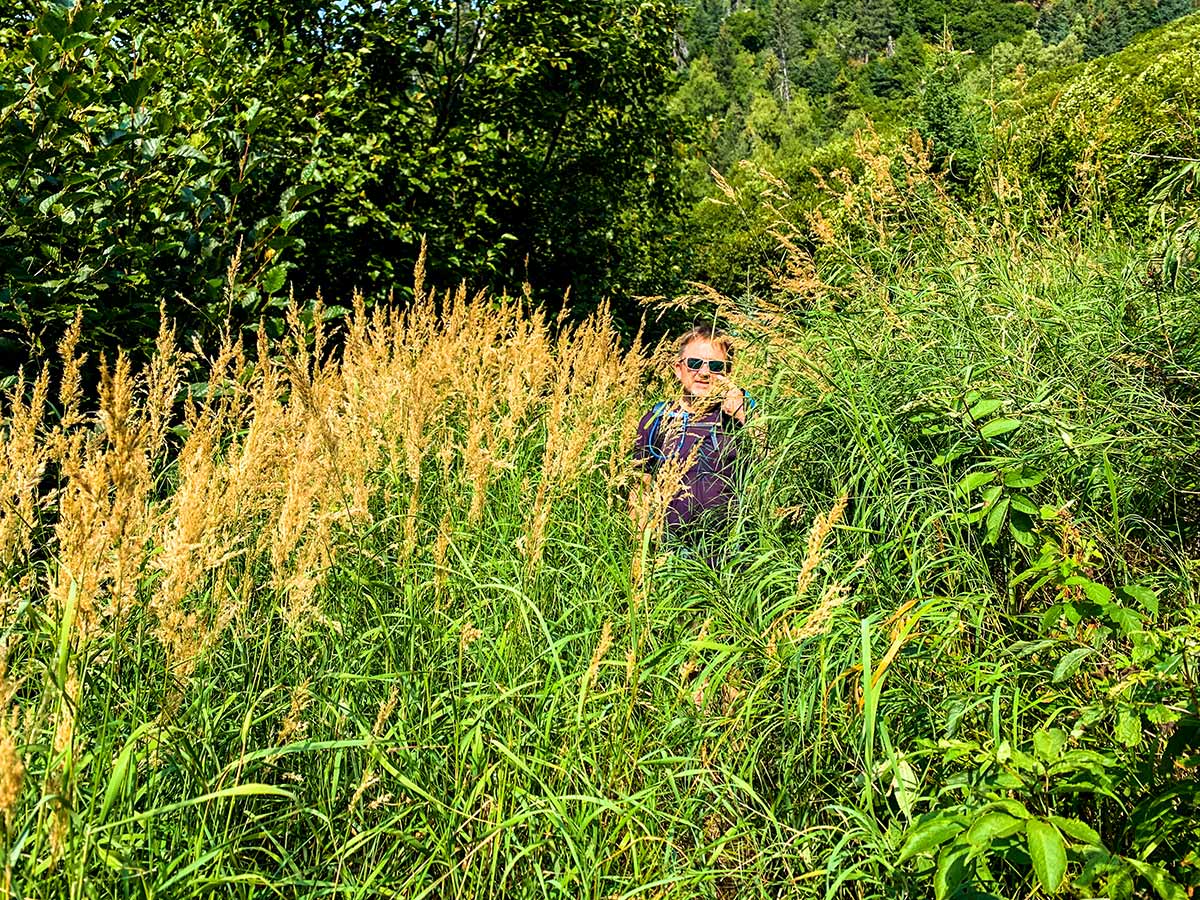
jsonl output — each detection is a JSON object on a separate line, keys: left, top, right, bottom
{"left": 717, "top": 376, "right": 747, "bottom": 423}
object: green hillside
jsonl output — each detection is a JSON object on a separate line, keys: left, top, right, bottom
{"left": 1001, "top": 13, "right": 1200, "bottom": 219}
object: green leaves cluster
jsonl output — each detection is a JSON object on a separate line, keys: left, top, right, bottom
{"left": 673, "top": 3, "right": 1198, "bottom": 298}
{"left": 304, "top": 0, "right": 687, "bottom": 324}
{"left": 899, "top": 800, "right": 1084, "bottom": 897}
{"left": 4, "top": 7, "right": 176, "bottom": 349}
{"left": 0, "top": 0, "right": 342, "bottom": 357}
{"left": 0, "top": 0, "right": 686, "bottom": 360}
{"left": 899, "top": 711, "right": 1197, "bottom": 899}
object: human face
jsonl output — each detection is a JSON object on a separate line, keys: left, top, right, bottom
{"left": 674, "top": 338, "right": 729, "bottom": 401}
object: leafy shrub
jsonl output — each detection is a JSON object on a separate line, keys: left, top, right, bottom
{"left": 0, "top": 0, "right": 687, "bottom": 362}
{"left": 0, "top": 1, "right": 317, "bottom": 359}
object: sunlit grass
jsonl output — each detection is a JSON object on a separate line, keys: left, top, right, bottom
{"left": 1, "top": 206, "right": 1197, "bottom": 898}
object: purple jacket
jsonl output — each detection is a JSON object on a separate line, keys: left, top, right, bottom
{"left": 633, "top": 401, "right": 747, "bottom": 530}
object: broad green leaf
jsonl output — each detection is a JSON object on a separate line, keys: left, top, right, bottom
{"left": 966, "top": 811, "right": 1025, "bottom": 844}
{"left": 1010, "top": 493, "right": 1039, "bottom": 514}
{"left": 1027, "top": 819, "right": 1066, "bottom": 893}
{"left": 1052, "top": 749, "right": 1116, "bottom": 774}
{"left": 1052, "top": 647, "right": 1095, "bottom": 682}
{"left": 1146, "top": 704, "right": 1180, "bottom": 725}
{"left": 978, "top": 799, "right": 1031, "bottom": 819}
{"left": 897, "top": 816, "right": 967, "bottom": 862}
{"left": 119, "top": 74, "right": 151, "bottom": 107}
{"left": 1032, "top": 728, "right": 1067, "bottom": 764}
{"left": 174, "top": 144, "right": 209, "bottom": 162}
{"left": 934, "top": 844, "right": 972, "bottom": 900}
{"left": 41, "top": 4, "right": 71, "bottom": 41}
{"left": 991, "top": 771, "right": 1025, "bottom": 789}
{"left": 1119, "top": 584, "right": 1158, "bottom": 617}
{"left": 279, "top": 209, "right": 307, "bottom": 231}
{"left": 1009, "top": 511, "right": 1037, "bottom": 547}
{"left": 1103, "top": 604, "right": 1142, "bottom": 636}
{"left": 30, "top": 34, "right": 55, "bottom": 63}
{"left": 1013, "top": 749, "right": 1041, "bottom": 779}
{"left": 1047, "top": 815, "right": 1101, "bottom": 847}
{"left": 891, "top": 756, "right": 919, "bottom": 820}
{"left": 986, "top": 497, "right": 1009, "bottom": 545}
{"left": 1004, "top": 467, "right": 1046, "bottom": 488}
{"left": 1126, "top": 860, "right": 1188, "bottom": 900}
{"left": 968, "top": 398, "right": 1003, "bottom": 419}
{"left": 980, "top": 418, "right": 1022, "bottom": 439}
{"left": 262, "top": 265, "right": 288, "bottom": 294}
{"left": 1114, "top": 710, "right": 1141, "bottom": 748}
{"left": 957, "top": 471, "right": 995, "bottom": 494}
{"left": 1081, "top": 580, "right": 1113, "bottom": 604}
{"left": 38, "top": 192, "right": 61, "bottom": 215}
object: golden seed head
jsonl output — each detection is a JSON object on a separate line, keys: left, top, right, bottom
{"left": 372, "top": 686, "right": 400, "bottom": 738}
{"left": 0, "top": 711, "right": 24, "bottom": 829}
{"left": 278, "top": 679, "right": 312, "bottom": 745}
{"left": 585, "top": 621, "right": 613, "bottom": 687}
{"left": 460, "top": 619, "right": 482, "bottom": 652}
{"left": 796, "top": 492, "right": 849, "bottom": 598}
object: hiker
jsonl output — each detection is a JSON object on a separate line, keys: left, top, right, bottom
{"left": 631, "top": 324, "right": 754, "bottom": 558}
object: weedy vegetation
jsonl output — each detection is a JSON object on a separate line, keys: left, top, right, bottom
{"left": 1, "top": 137, "right": 1198, "bottom": 900}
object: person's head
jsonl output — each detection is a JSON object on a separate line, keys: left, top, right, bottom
{"left": 674, "top": 324, "right": 734, "bottom": 401}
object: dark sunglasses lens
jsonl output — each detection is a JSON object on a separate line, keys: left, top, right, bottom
{"left": 686, "top": 357, "right": 704, "bottom": 370}
{"left": 708, "top": 360, "right": 726, "bottom": 374}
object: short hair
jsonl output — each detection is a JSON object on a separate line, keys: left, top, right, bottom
{"left": 676, "top": 324, "right": 735, "bottom": 365}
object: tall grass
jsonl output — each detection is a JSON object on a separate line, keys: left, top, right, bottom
{"left": 1, "top": 143, "right": 1197, "bottom": 898}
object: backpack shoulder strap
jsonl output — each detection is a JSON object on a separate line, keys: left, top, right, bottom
{"left": 646, "top": 400, "right": 669, "bottom": 449}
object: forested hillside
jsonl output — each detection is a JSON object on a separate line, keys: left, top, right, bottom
{"left": 0, "top": 2, "right": 1198, "bottom": 899}
{"left": 671, "top": 0, "right": 1198, "bottom": 293}
{"left": 3, "top": 0, "right": 1195, "bottom": 363}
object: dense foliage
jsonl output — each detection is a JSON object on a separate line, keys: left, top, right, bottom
{"left": 0, "top": 2, "right": 1198, "bottom": 897}
{"left": 675, "top": 5, "right": 1200, "bottom": 296}
{"left": 4, "top": 0, "right": 1194, "bottom": 362}
{"left": 0, "top": 0, "right": 683, "bottom": 360}
{"left": 0, "top": 163, "right": 1197, "bottom": 896}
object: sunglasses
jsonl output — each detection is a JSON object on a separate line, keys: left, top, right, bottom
{"left": 683, "top": 357, "right": 728, "bottom": 374}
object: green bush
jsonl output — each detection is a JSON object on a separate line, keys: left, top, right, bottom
{"left": 0, "top": 1, "right": 318, "bottom": 359}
